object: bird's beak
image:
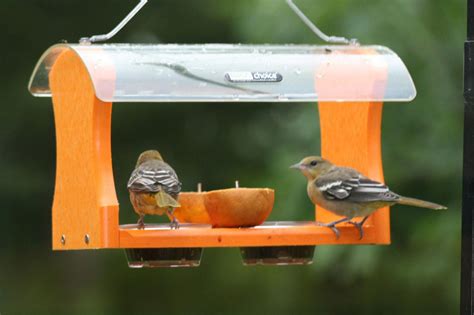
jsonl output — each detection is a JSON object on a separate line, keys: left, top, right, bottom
{"left": 290, "top": 162, "right": 303, "bottom": 170}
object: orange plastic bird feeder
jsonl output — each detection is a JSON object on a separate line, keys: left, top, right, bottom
{"left": 28, "top": 43, "right": 416, "bottom": 253}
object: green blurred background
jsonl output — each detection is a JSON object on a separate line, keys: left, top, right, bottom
{"left": 0, "top": 0, "right": 464, "bottom": 314}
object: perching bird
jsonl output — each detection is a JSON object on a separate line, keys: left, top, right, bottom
{"left": 291, "top": 156, "right": 447, "bottom": 239}
{"left": 127, "top": 150, "right": 182, "bottom": 229}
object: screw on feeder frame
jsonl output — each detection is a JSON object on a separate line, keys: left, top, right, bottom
{"left": 60, "top": 235, "right": 66, "bottom": 245}
{"left": 84, "top": 234, "right": 90, "bottom": 245}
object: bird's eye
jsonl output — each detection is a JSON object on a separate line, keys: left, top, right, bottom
{"left": 310, "top": 160, "right": 318, "bottom": 166}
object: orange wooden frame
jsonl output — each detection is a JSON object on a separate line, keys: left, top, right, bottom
{"left": 49, "top": 48, "right": 390, "bottom": 250}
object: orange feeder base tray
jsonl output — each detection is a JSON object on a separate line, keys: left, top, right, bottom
{"left": 118, "top": 221, "right": 384, "bottom": 249}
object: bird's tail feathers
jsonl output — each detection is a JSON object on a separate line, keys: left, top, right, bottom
{"left": 155, "top": 191, "right": 181, "bottom": 208}
{"left": 398, "top": 196, "right": 447, "bottom": 210}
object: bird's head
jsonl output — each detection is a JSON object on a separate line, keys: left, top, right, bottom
{"left": 136, "top": 150, "right": 163, "bottom": 166}
{"left": 290, "top": 156, "right": 332, "bottom": 180}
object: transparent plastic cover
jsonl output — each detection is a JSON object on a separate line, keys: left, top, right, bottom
{"left": 29, "top": 44, "right": 416, "bottom": 102}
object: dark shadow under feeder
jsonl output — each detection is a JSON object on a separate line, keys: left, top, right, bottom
{"left": 240, "top": 246, "right": 316, "bottom": 266}
{"left": 125, "top": 247, "right": 203, "bottom": 268}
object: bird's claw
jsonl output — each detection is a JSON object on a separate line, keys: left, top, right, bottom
{"left": 169, "top": 218, "right": 180, "bottom": 230}
{"left": 137, "top": 217, "right": 145, "bottom": 230}
{"left": 167, "top": 208, "right": 180, "bottom": 230}
{"left": 329, "top": 226, "right": 341, "bottom": 239}
{"left": 316, "top": 221, "right": 341, "bottom": 239}
{"left": 317, "top": 216, "right": 369, "bottom": 240}
{"left": 348, "top": 221, "right": 364, "bottom": 240}
{"left": 348, "top": 216, "right": 369, "bottom": 240}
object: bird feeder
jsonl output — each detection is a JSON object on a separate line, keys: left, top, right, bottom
{"left": 28, "top": 0, "right": 415, "bottom": 268}
{"left": 28, "top": 42, "right": 415, "bottom": 264}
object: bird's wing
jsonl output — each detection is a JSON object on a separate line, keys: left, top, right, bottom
{"left": 315, "top": 168, "right": 400, "bottom": 203}
{"left": 127, "top": 161, "right": 182, "bottom": 197}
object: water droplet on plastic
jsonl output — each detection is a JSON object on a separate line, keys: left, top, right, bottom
{"left": 294, "top": 68, "right": 302, "bottom": 75}
{"left": 93, "top": 58, "right": 103, "bottom": 70}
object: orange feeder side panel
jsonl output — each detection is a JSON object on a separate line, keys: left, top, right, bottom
{"left": 49, "top": 50, "right": 119, "bottom": 250}
{"left": 316, "top": 49, "right": 391, "bottom": 244}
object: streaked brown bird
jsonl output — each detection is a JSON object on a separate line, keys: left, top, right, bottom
{"left": 291, "top": 156, "right": 447, "bottom": 239}
{"left": 127, "top": 150, "right": 182, "bottom": 229}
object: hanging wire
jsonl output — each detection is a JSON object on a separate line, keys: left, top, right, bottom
{"left": 77, "top": 0, "right": 356, "bottom": 45}
{"left": 286, "top": 0, "right": 358, "bottom": 45}
{"left": 79, "top": 0, "right": 148, "bottom": 44}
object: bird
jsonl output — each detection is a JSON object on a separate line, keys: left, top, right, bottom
{"left": 291, "top": 156, "right": 447, "bottom": 239}
{"left": 127, "top": 150, "right": 182, "bottom": 229}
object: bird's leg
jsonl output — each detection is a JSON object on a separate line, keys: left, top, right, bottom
{"left": 137, "top": 215, "right": 145, "bottom": 230}
{"left": 316, "top": 217, "right": 351, "bottom": 239}
{"left": 167, "top": 207, "right": 180, "bottom": 230}
{"left": 348, "top": 215, "right": 370, "bottom": 240}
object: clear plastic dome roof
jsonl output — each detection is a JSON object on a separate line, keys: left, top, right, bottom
{"left": 29, "top": 43, "right": 416, "bottom": 102}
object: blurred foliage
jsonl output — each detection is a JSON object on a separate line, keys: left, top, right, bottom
{"left": 0, "top": 0, "right": 464, "bottom": 314}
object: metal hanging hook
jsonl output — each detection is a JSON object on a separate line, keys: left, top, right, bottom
{"left": 79, "top": 0, "right": 148, "bottom": 44}
{"left": 286, "top": 0, "right": 359, "bottom": 45}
